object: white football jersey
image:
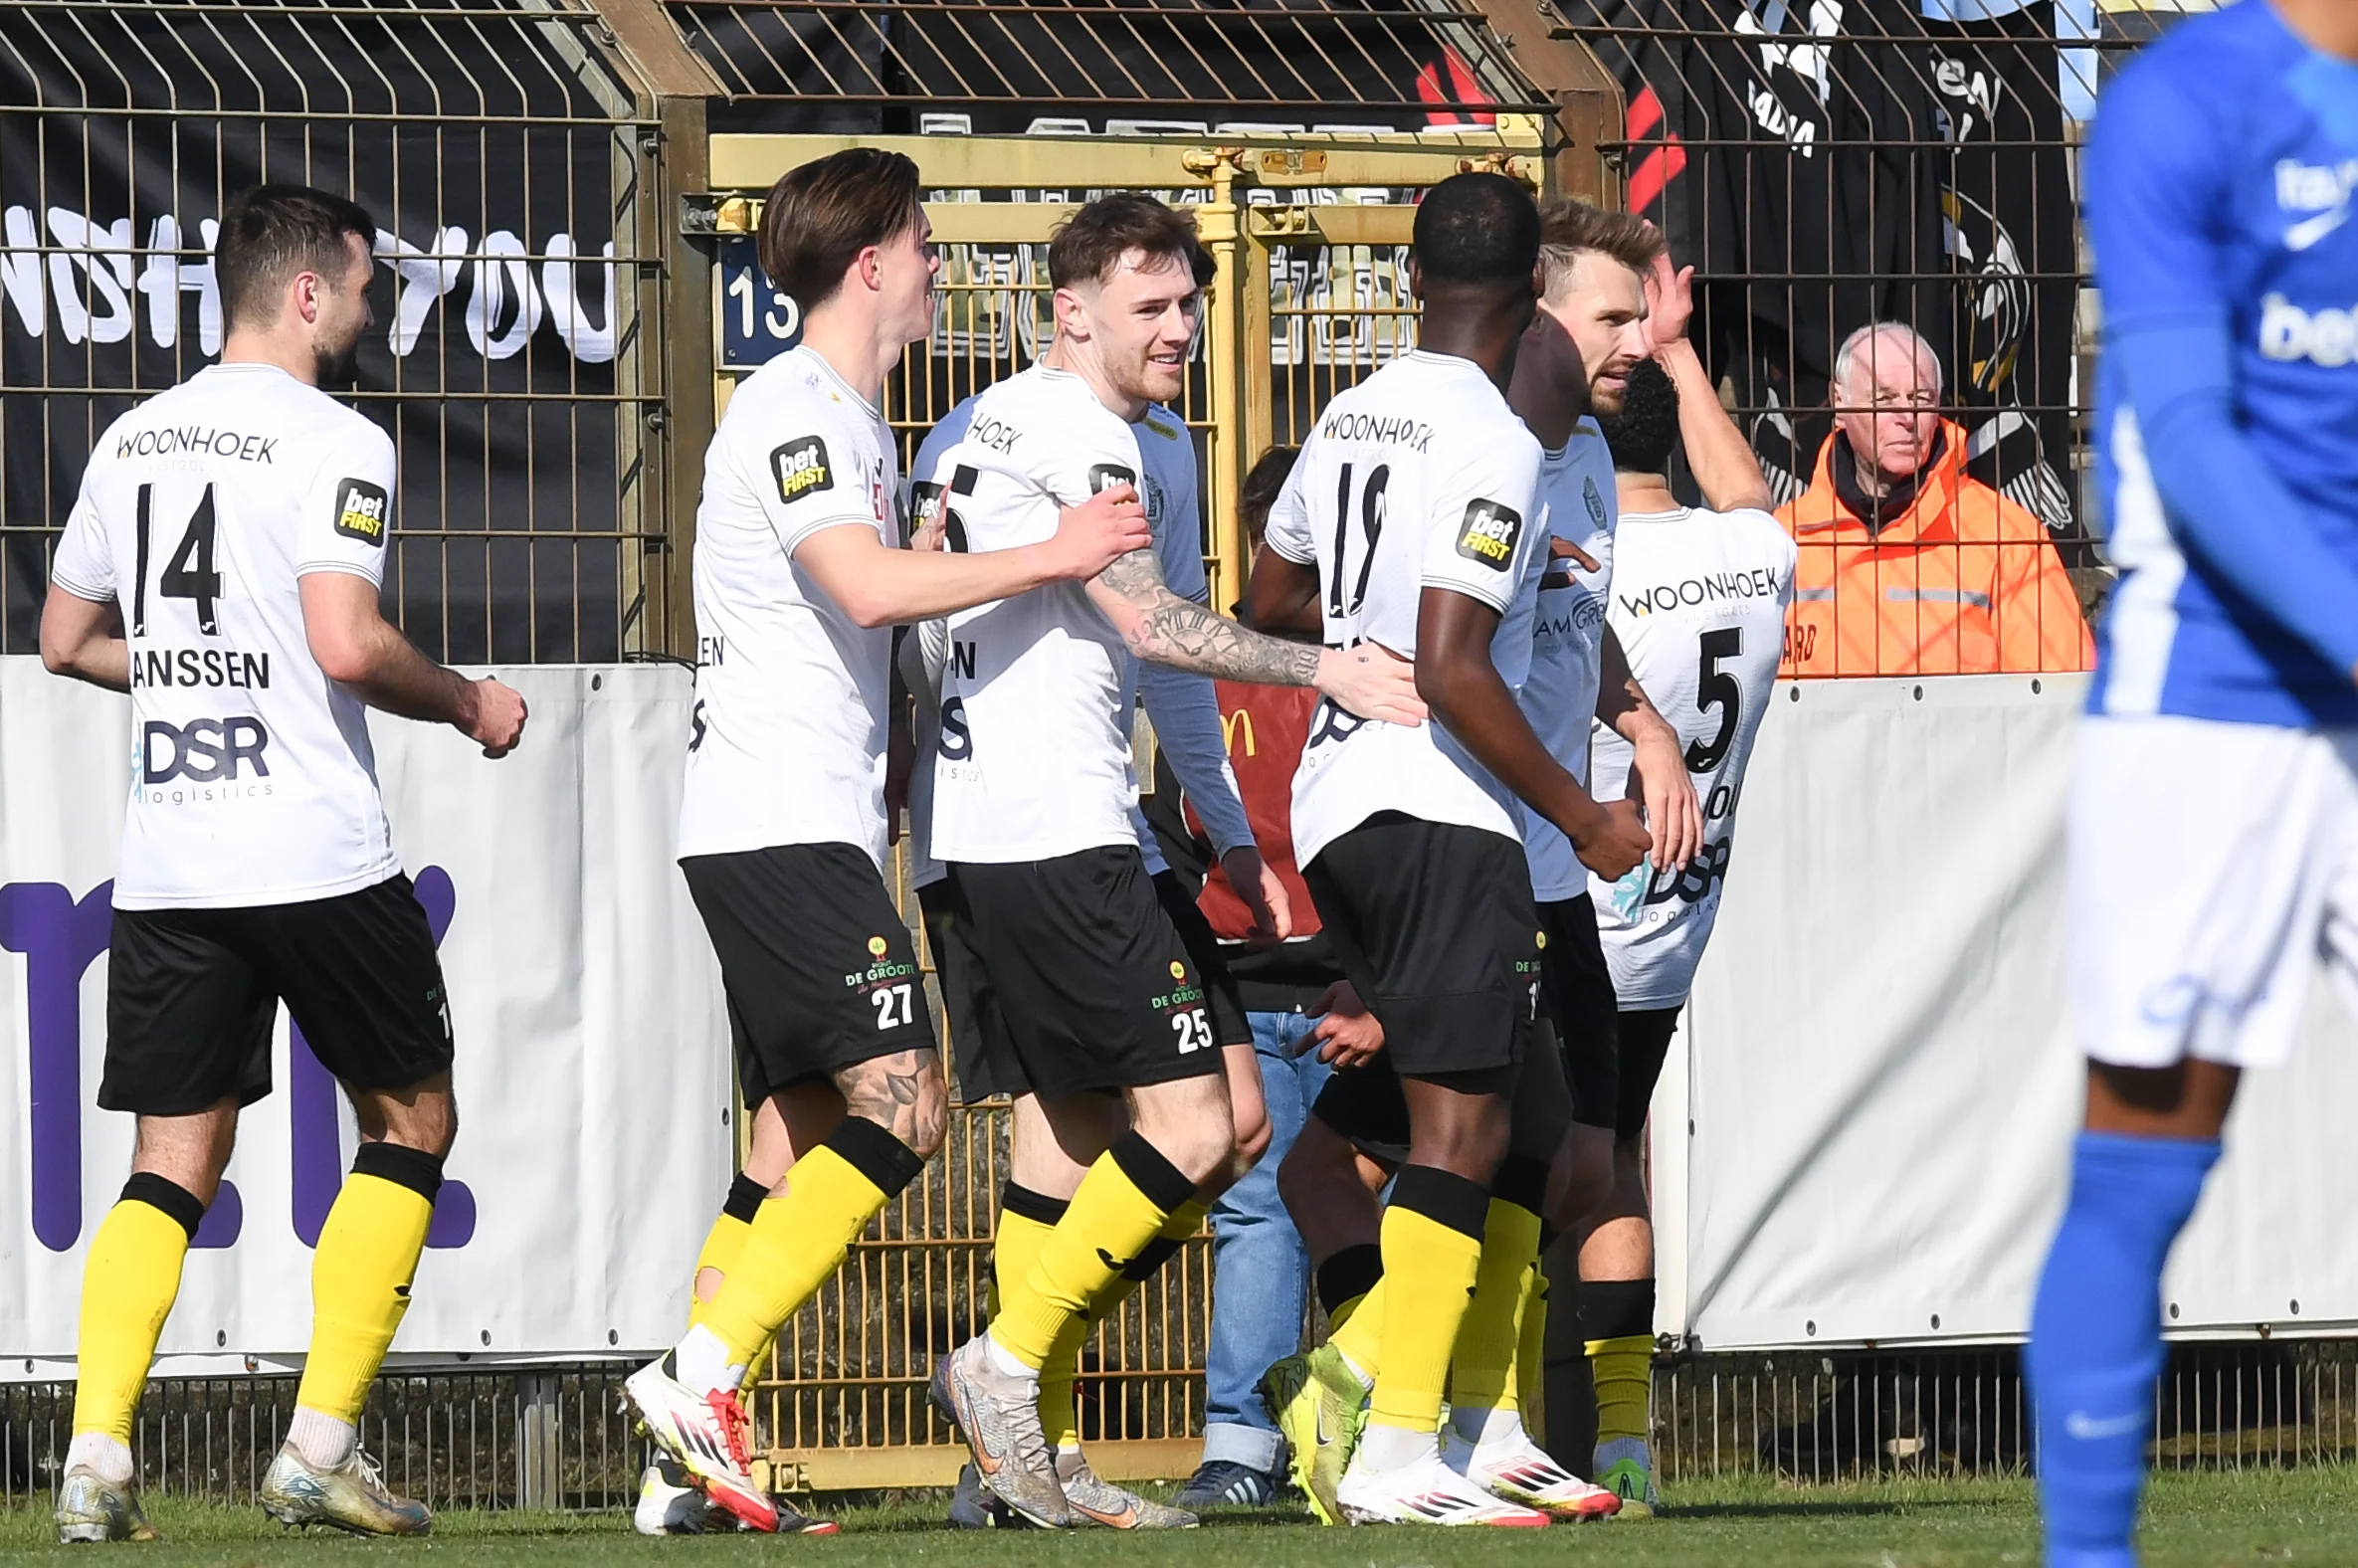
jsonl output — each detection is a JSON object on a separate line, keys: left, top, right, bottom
{"left": 1263, "top": 350, "right": 1547, "bottom": 867}
{"left": 49, "top": 363, "right": 402, "bottom": 910}
{"left": 1589, "top": 503, "right": 1796, "bottom": 1007}
{"left": 678, "top": 345, "right": 901, "bottom": 868}
{"left": 921, "top": 365, "right": 1185, "bottom": 866}
{"left": 905, "top": 393, "right": 1210, "bottom": 882}
{"left": 1518, "top": 424, "right": 1621, "bottom": 903}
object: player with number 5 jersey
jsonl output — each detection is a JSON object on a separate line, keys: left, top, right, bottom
{"left": 42, "top": 184, "right": 528, "bottom": 1545}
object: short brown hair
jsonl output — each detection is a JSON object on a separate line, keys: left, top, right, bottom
{"left": 1048, "top": 193, "right": 1200, "bottom": 291}
{"left": 759, "top": 148, "right": 923, "bottom": 310}
{"left": 216, "top": 184, "right": 377, "bottom": 333}
{"left": 1536, "top": 199, "right": 1664, "bottom": 298}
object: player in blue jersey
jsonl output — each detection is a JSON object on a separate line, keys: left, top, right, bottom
{"left": 2031, "top": 2, "right": 2358, "bottom": 1565}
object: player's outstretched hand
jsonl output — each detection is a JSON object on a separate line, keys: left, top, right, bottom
{"left": 1304, "top": 980, "right": 1385, "bottom": 1070}
{"left": 1643, "top": 248, "right": 1696, "bottom": 354}
{"left": 1631, "top": 727, "right": 1702, "bottom": 871}
{"left": 1312, "top": 643, "right": 1427, "bottom": 727}
{"left": 463, "top": 677, "right": 528, "bottom": 758}
{"left": 1045, "top": 483, "right": 1152, "bottom": 580}
{"left": 1222, "top": 845, "right": 1293, "bottom": 941}
{"left": 1569, "top": 795, "right": 1651, "bottom": 881}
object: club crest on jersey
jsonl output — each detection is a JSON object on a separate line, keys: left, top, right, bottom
{"left": 332, "top": 479, "right": 389, "bottom": 546}
{"left": 1087, "top": 463, "right": 1137, "bottom": 495}
{"left": 1585, "top": 477, "right": 1608, "bottom": 529}
{"left": 1456, "top": 498, "right": 1523, "bottom": 571}
{"left": 770, "top": 436, "right": 834, "bottom": 503}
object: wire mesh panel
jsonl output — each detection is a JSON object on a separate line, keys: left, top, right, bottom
{"left": 1556, "top": 0, "right": 2171, "bottom": 675}
{"left": 0, "top": 0, "right": 673, "bottom": 663}
{"left": 670, "top": 0, "right": 1552, "bottom": 131}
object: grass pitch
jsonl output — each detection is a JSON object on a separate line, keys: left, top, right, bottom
{"left": 6, "top": 1470, "right": 2353, "bottom": 1565}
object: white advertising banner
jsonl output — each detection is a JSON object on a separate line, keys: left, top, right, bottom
{"left": 0, "top": 659, "right": 730, "bottom": 1377}
{"left": 1669, "top": 674, "right": 2358, "bottom": 1351}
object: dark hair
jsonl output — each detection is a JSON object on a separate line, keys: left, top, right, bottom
{"left": 1411, "top": 172, "right": 1541, "bottom": 289}
{"left": 215, "top": 184, "right": 377, "bottom": 334}
{"left": 1537, "top": 198, "right": 1665, "bottom": 298}
{"left": 1048, "top": 193, "right": 1200, "bottom": 291}
{"left": 1240, "top": 444, "right": 1300, "bottom": 551}
{"left": 1596, "top": 356, "right": 1679, "bottom": 476}
{"left": 759, "top": 148, "right": 924, "bottom": 310}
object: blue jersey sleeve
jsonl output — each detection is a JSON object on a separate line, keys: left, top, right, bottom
{"left": 2090, "top": 53, "right": 2358, "bottom": 678}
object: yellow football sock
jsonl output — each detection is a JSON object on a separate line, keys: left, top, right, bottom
{"left": 1450, "top": 1196, "right": 1542, "bottom": 1415}
{"left": 688, "top": 1173, "right": 769, "bottom": 1331}
{"left": 73, "top": 1184, "right": 198, "bottom": 1444}
{"left": 703, "top": 1123, "right": 921, "bottom": 1368}
{"left": 1513, "top": 1263, "right": 1549, "bottom": 1439}
{"left": 1037, "top": 1196, "right": 1207, "bottom": 1450}
{"left": 989, "top": 1201, "right": 1061, "bottom": 1327}
{"left": 297, "top": 1169, "right": 434, "bottom": 1424}
{"left": 1586, "top": 1334, "right": 1655, "bottom": 1446}
{"left": 1329, "top": 1277, "right": 1387, "bottom": 1375}
{"left": 993, "top": 1134, "right": 1194, "bottom": 1371}
{"left": 1365, "top": 1169, "right": 1486, "bottom": 1434}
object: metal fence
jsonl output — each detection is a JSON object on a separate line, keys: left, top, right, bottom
{"left": 11, "top": 1340, "right": 2358, "bottom": 1510}
{"left": 0, "top": 0, "right": 686, "bottom": 664}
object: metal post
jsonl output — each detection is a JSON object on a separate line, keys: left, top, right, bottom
{"left": 515, "top": 1372, "right": 562, "bottom": 1510}
{"left": 1195, "top": 150, "right": 1248, "bottom": 611}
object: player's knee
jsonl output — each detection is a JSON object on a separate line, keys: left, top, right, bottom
{"left": 1547, "top": 1129, "right": 1614, "bottom": 1233}
{"left": 1230, "top": 1094, "right": 1273, "bottom": 1173}
{"left": 842, "top": 1065, "right": 946, "bottom": 1161}
{"left": 1277, "top": 1118, "right": 1344, "bottom": 1227}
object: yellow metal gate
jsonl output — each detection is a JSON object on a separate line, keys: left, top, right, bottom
{"left": 694, "top": 124, "right": 1545, "bottom": 1490}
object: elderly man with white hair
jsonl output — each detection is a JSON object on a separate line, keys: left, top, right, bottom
{"left": 1778, "top": 321, "right": 2091, "bottom": 678}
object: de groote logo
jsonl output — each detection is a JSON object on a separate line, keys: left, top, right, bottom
{"left": 0, "top": 866, "right": 477, "bottom": 1255}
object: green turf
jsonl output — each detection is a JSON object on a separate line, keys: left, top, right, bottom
{"left": 6, "top": 1470, "right": 2352, "bottom": 1565}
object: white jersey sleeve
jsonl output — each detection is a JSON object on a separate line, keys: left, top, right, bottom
{"left": 738, "top": 389, "right": 888, "bottom": 560}
{"left": 1419, "top": 438, "right": 1544, "bottom": 616}
{"left": 51, "top": 473, "right": 115, "bottom": 602}
{"left": 293, "top": 422, "right": 399, "bottom": 585}
{"left": 1262, "top": 457, "right": 1314, "bottom": 567}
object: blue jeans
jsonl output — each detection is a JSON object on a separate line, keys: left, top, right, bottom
{"left": 1202, "top": 1009, "right": 1332, "bottom": 1471}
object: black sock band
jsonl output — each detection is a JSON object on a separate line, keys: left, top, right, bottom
{"left": 999, "top": 1181, "right": 1071, "bottom": 1228}
{"left": 826, "top": 1116, "right": 926, "bottom": 1197}
{"left": 1121, "top": 1231, "right": 1192, "bottom": 1282}
{"left": 352, "top": 1141, "right": 445, "bottom": 1204}
{"left": 1390, "top": 1163, "right": 1490, "bottom": 1243}
{"left": 1492, "top": 1154, "right": 1551, "bottom": 1216}
{"left": 723, "top": 1172, "right": 768, "bottom": 1224}
{"left": 1315, "top": 1243, "right": 1384, "bottom": 1316}
{"left": 1579, "top": 1276, "right": 1657, "bottom": 1342}
{"left": 120, "top": 1173, "right": 205, "bottom": 1241}
{"left": 1108, "top": 1130, "right": 1198, "bottom": 1216}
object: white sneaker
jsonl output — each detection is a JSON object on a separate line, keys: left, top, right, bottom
{"left": 1333, "top": 1447, "right": 1551, "bottom": 1527}
{"left": 1443, "top": 1426, "right": 1621, "bottom": 1521}
{"left": 624, "top": 1358, "right": 778, "bottom": 1532}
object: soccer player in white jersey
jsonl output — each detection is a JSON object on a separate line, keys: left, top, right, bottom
{"left": 915, "top": 193, "right": 1422, "bottom": 1530}
{"left": 40, "top": 184, "right": 528, "bottom": 1542}
{"left": 1259, "top": 198, "right": 1694, "bottom": 1526}
{"left": 910, "top": 367, "right": 1279, "bottom": 1530}
{"left": 1578, "top": 272, "right": 1794, "bottom": 1513}
{"left": 618, "top": 150, "right": 1150, "bottom": 1535}
{"left": 1241, "top": 173, "right": 1651, "bottom": 1528}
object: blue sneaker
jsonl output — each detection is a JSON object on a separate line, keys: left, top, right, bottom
{"left": 1172, "top": 1458, "right": 1279, "bottom": 1510}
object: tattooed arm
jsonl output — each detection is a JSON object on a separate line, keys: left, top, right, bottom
{"left": 1086, "top": 547, "right": 1427, "bottom": 723}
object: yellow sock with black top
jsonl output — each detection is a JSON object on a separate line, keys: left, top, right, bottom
{"left": 696, "top": 1118, "right": 925, "bottom": 1381}
{"left": 687, "top": 1172, "right": 769, "bottom": 1332}
{"left": 991, "top": 1132, "right": 1196, "bottom": 1372}
{"left": 297, "top": 1143, "right": 442, "bottom": 1427}
{"left": 989, "top": 1183, "right": 1067, "bottom": 1326}
{"left": 1313, "top": 1243, "right": 1384, "bottom": 1338}
{"left": 1329, "top": 1277, "right": 1388, "bottom": 1377}
{"left": 73, "top": 1175, "right": 204, "bottom": 1446}
{"left": 1037, "top": 1196, "right": 1209, "bottom": 1449}
{"left": 1582, "top": 1277, "right": 1658, "bottom": 1447}
{"left": 1366, "top": 1165, "right": 1488, "bottom": 1436}
{"left": 1449, "top": 1157, "right": 1549, "bottom": 1420}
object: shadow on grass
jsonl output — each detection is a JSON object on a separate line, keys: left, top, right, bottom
{"left": 1664, "top": 1497, "right": 1986, "bottom": 1521}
